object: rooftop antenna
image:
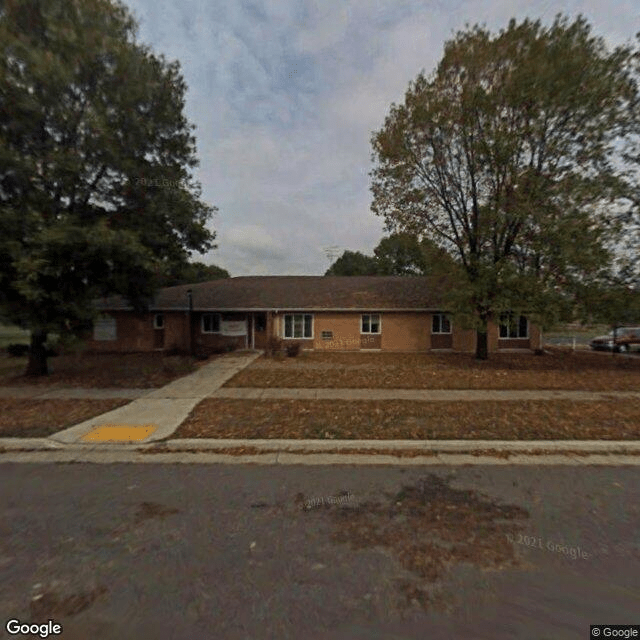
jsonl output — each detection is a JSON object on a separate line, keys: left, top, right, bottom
{"left": 323, "top": 245, "right": 342, "bottom": 263}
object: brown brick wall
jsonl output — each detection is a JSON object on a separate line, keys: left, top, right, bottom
{"left": 431, "top": 333, "right": 453, "bottom": 349}
{"left": 529, "top": 324, "right": 542, "bottom": 350}
{"left": 269, "top": 311, "right": 540, "bottom": 352}
{"left": 452, "top": 325, "right": 476, "bottom": 352}
{"left": 86, "top": 311, "right": 191, "bottom": 353}
{"left": 311, "top": 313, "right": 361, "bottom": 350}
{"left": 164, "top": 312, "right": 189, "bottom": 351}
{"left": 381, "top": 313, "right": 430, "bottom": 351}
{"left": 360, "top": 334, "right": 382, "bottom": 349}
{"left": 86, "top": 312, "right": 151, "bottom": 352}
{"left": 87, "top": 309, "right": 541, "bottom": 354}
{"left": 487, "top": 321, "right": 500, "bottom": 352}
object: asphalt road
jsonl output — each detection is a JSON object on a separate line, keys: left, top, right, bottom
{"left": 0, "top": 463, "right": 638, "bottom": 640}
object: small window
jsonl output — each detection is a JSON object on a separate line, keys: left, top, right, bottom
{"left": 153, "top": 313, "right": 164, "bottom": 329}
{"left": 432, "top": 314, "right": 451, "bottom": 334}
{"left": 202, "top": 313, "right": 221, "bottom": 333}
{"left": 499, "top": 314, "right": 528, "bottom": 339}
{"left": 361, "top": 314, "right": 381, "bottom": 334}
{"left": 321, "top": 331, "right": 333, "bottom": 340}
{"left": 283, "top": 314, "right": 313, "bottom": 339}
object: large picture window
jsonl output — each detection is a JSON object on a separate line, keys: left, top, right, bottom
{"left": 283, "top": 314, "right": 313, "bottom": 339}
{"left": 201, "top": 313, "right": 221, "bottom": 334}
{"left": 499, "top": 314, "right": 528, "bottom": 339}
{"left": 361, "top": 314, "right": 381, "bottom": 334}
{"left": 432, "top": 314, "right": 451, "bottom": 334}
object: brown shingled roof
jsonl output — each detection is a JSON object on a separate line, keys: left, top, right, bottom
{"left": 94, "top": 275, "right": 452, "bottom": 311}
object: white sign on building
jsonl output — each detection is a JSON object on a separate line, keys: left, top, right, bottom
{"left": 93, "top": 316, "right": 117, "bottom": 341}
{"left": 221, "top": 320, "right": 247, "bottom": 336}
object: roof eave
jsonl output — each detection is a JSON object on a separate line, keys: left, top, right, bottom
{"left": 94, "top": 306, "right": 445, "bottom": 312}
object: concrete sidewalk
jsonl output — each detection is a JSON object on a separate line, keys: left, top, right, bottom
{"left": 211, "top": 388, "right": 640, "bottom": 401}
{"left": 0, "top": 386, "right": 148, "bottom": 399}
{"left": 48, "top": 351, "right": 262, "bottom": 444}
{"left": 3, "top": 386, "right": 638, "bottom": 402}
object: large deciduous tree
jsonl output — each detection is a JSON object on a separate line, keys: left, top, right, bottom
{"left": 373, "top": 232, "right": 459, "bottom": 276}
{"left": 324, "top": 233, "right": 459, "bottom": 276}
{"left": 324, "top": 250, "right": 380, "bottom": 276}
{"left": 370, "top": 15, "right": 639, "bottom": 358}
{"left": 0, "top": 0, "right": 218, "bottom": 375}
{"left": 158, "top": 261, "right": 230, "bottom": 287}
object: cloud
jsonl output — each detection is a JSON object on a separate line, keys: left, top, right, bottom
{"left": 293, "top": 2, "right": 350, "bottom": 54}
{"left": 224, "top": 224, "right": 282, "bottom": 253}
{"left": 124, "top": 0, "right": 639, "bottom": 276}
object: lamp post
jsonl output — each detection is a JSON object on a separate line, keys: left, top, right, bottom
{"left": 187, "top": 289, "right": 193, "bottom": 356}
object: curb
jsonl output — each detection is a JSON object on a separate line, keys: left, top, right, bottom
{"left": 2, "top": 437, "right": 640, "bottom": 454}
{"left": 145, "top": 438, "right": 640, "bottom": 453}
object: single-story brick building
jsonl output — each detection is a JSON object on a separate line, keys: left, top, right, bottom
{"left": 88, "top": 275, "right": 542, "bottom": 354}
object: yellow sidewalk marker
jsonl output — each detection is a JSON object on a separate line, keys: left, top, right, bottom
{"left": 82, "top": 425, "right": 157, "bottom": 442}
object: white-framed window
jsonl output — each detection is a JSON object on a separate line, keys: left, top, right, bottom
{"left": 283, "top": 314, "right": 313, "bottom": 339}
{"left": 499, "top": 314, "right": 528, "bottom": 339}
{"left": 153, "top": 313, "right": 164, "bottom": 329}
{"left": 202, "top": 313, "right": 221, "bottom": 334}
{"left": 361, "top": 314, "right": 381, "bottom": 334}
{"left": 432, "top": 313, "right": 451, "bottom": 334}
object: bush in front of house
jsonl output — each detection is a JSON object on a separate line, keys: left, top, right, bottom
{"left": 266, "top": 337, "right": 283, "bottom": 358}
{"left": 285, "top": 342, "right": 301, "bottom": 357}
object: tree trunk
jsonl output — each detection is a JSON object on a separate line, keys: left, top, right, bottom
{"left": 475, "top": 328, "right": 489, "bottom": 360}
{"left": 26, "top": 329, "right": 49, "bottom": 376}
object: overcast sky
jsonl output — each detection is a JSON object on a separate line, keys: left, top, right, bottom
{"left": 123, "top": 0, "right": 639, "bottom": 276}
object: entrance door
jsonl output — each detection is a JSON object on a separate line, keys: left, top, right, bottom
{"left": 153, "top": 313, "right": 165, "bottom": 350}
{"left": 253, "top": 313, "right": 267, "bottom": 349}
{"left": 154, "top": 329, "right": 165, "bottom": 349}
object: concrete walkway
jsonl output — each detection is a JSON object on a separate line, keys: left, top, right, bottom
{"left": 48, "top": 351, "right": 262, "bottom": 444}
{"left": 211, "top": 388, "right": 640, "bottom": 401}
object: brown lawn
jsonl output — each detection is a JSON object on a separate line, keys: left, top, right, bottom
{"left": 175, "top": 398, "right": 640, "bottom": 440}
{"left": 0, "top": 352, "right": 206, "bottom": 388}
{"left": 224, "top": 347, "right": 640, "bottom": 391}
{"left": 0, "top": 399, "right": 131, "bottom": 437}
